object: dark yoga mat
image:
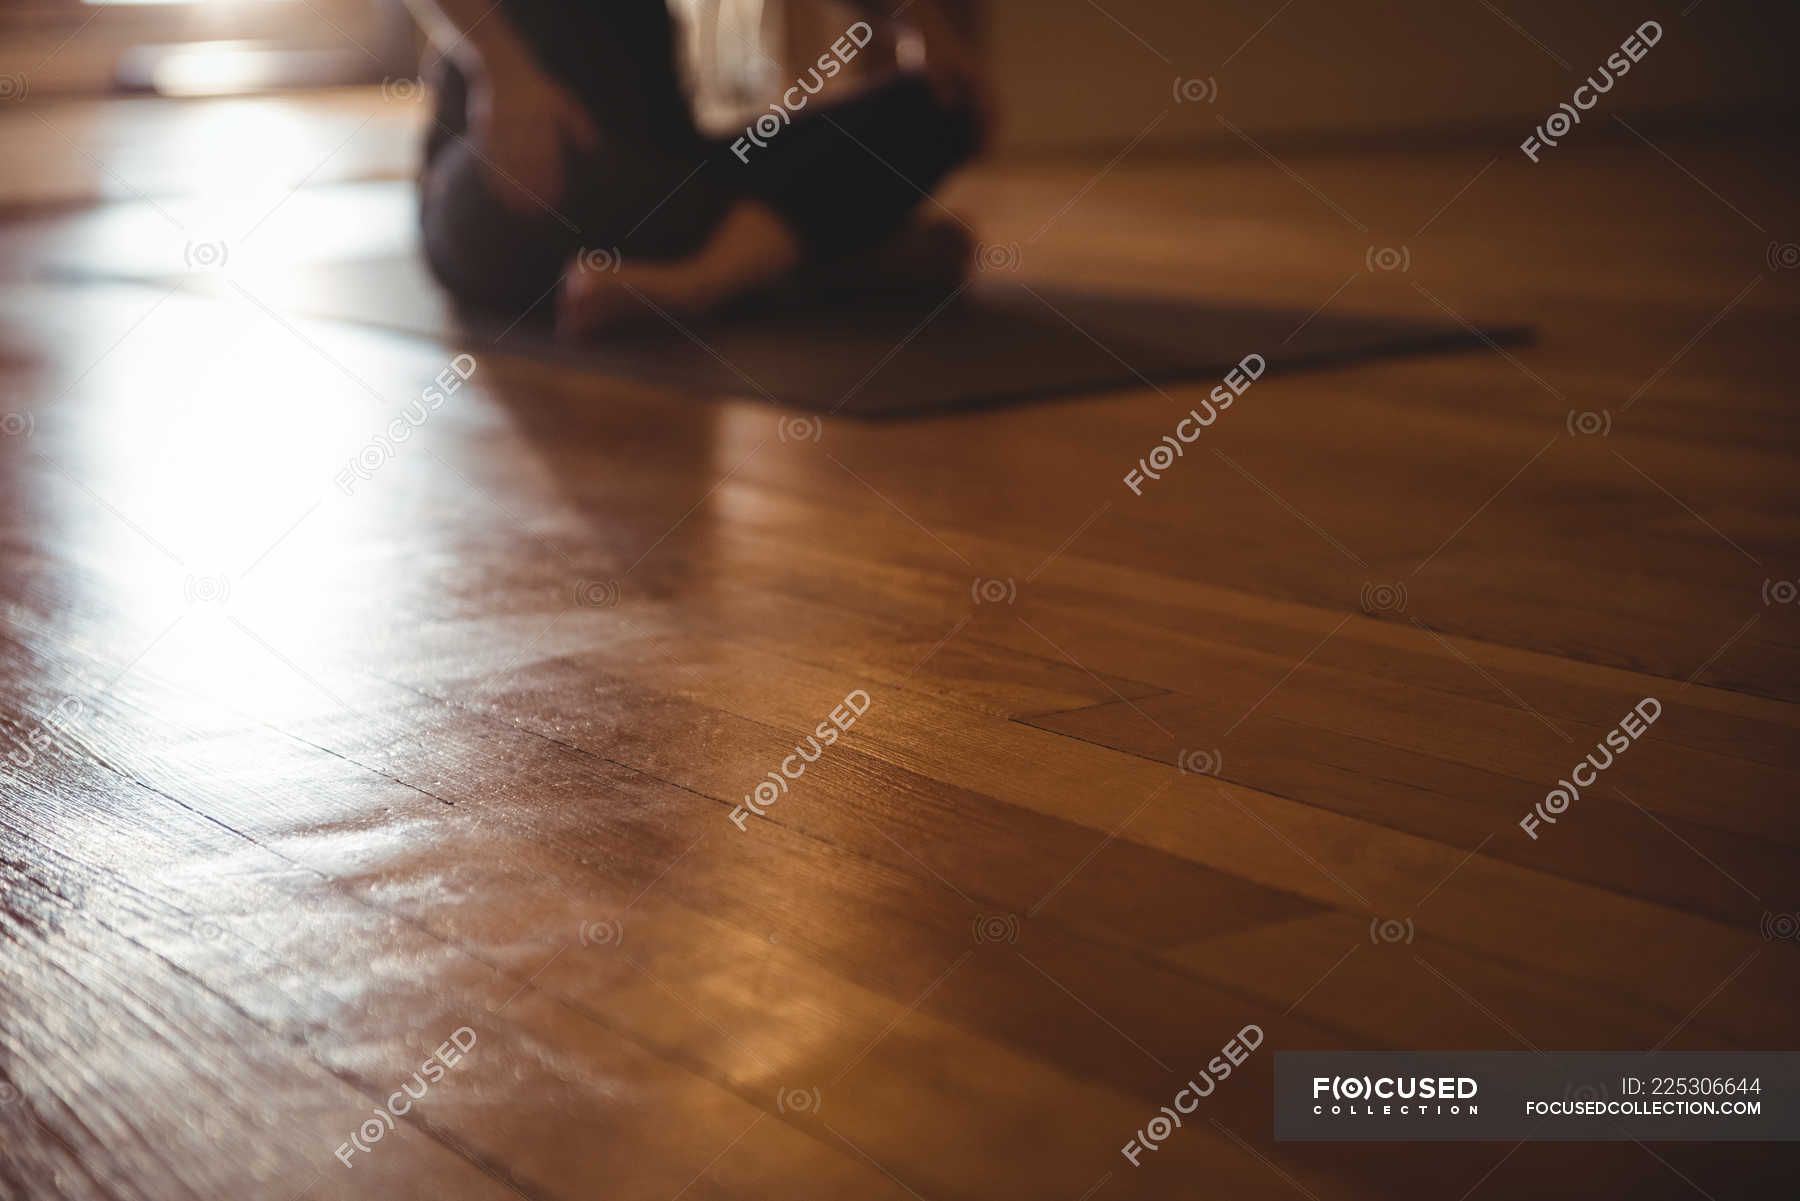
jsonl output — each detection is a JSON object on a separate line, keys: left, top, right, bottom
{"left": 162, "top": 252, "right": 1528, "bottom": 417}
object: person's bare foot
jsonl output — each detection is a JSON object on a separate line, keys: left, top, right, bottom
{"left": 556, "top": 257, "right": 721, "bottom": 339}
{"left": 557, "top": 201, "right": 801, "bottom": 340}
{"left": 555, "top": 208, "right": 974, "bottom": 338}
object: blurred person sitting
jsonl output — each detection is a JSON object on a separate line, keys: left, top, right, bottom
{"left": 403, "top": 0, "right": 992, "bottom": 336}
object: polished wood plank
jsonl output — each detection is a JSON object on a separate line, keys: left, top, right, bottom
{"left": 2, "top": 87, "right": 1797, "bottom": 1201}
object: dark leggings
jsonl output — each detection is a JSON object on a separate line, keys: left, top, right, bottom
{"left": 418, "top": 1, "right": 977, "bottom": 315}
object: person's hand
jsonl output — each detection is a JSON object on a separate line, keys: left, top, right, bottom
{"left": 466, "top": 51, "right": 597, "bottom": 213}
{"left": 905, "top": 1, "right": 996, "bottom": 150}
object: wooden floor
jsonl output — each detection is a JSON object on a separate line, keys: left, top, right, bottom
{"left": 2, "top": 88, "right": 1797, "bottom": 1201}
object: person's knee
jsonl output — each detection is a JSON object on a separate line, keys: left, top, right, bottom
{"left": 419, "top": 144, "right": 574, "bottom": 313}
{"left": 873, "top": 73, "right": 982, "bottom": 165}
